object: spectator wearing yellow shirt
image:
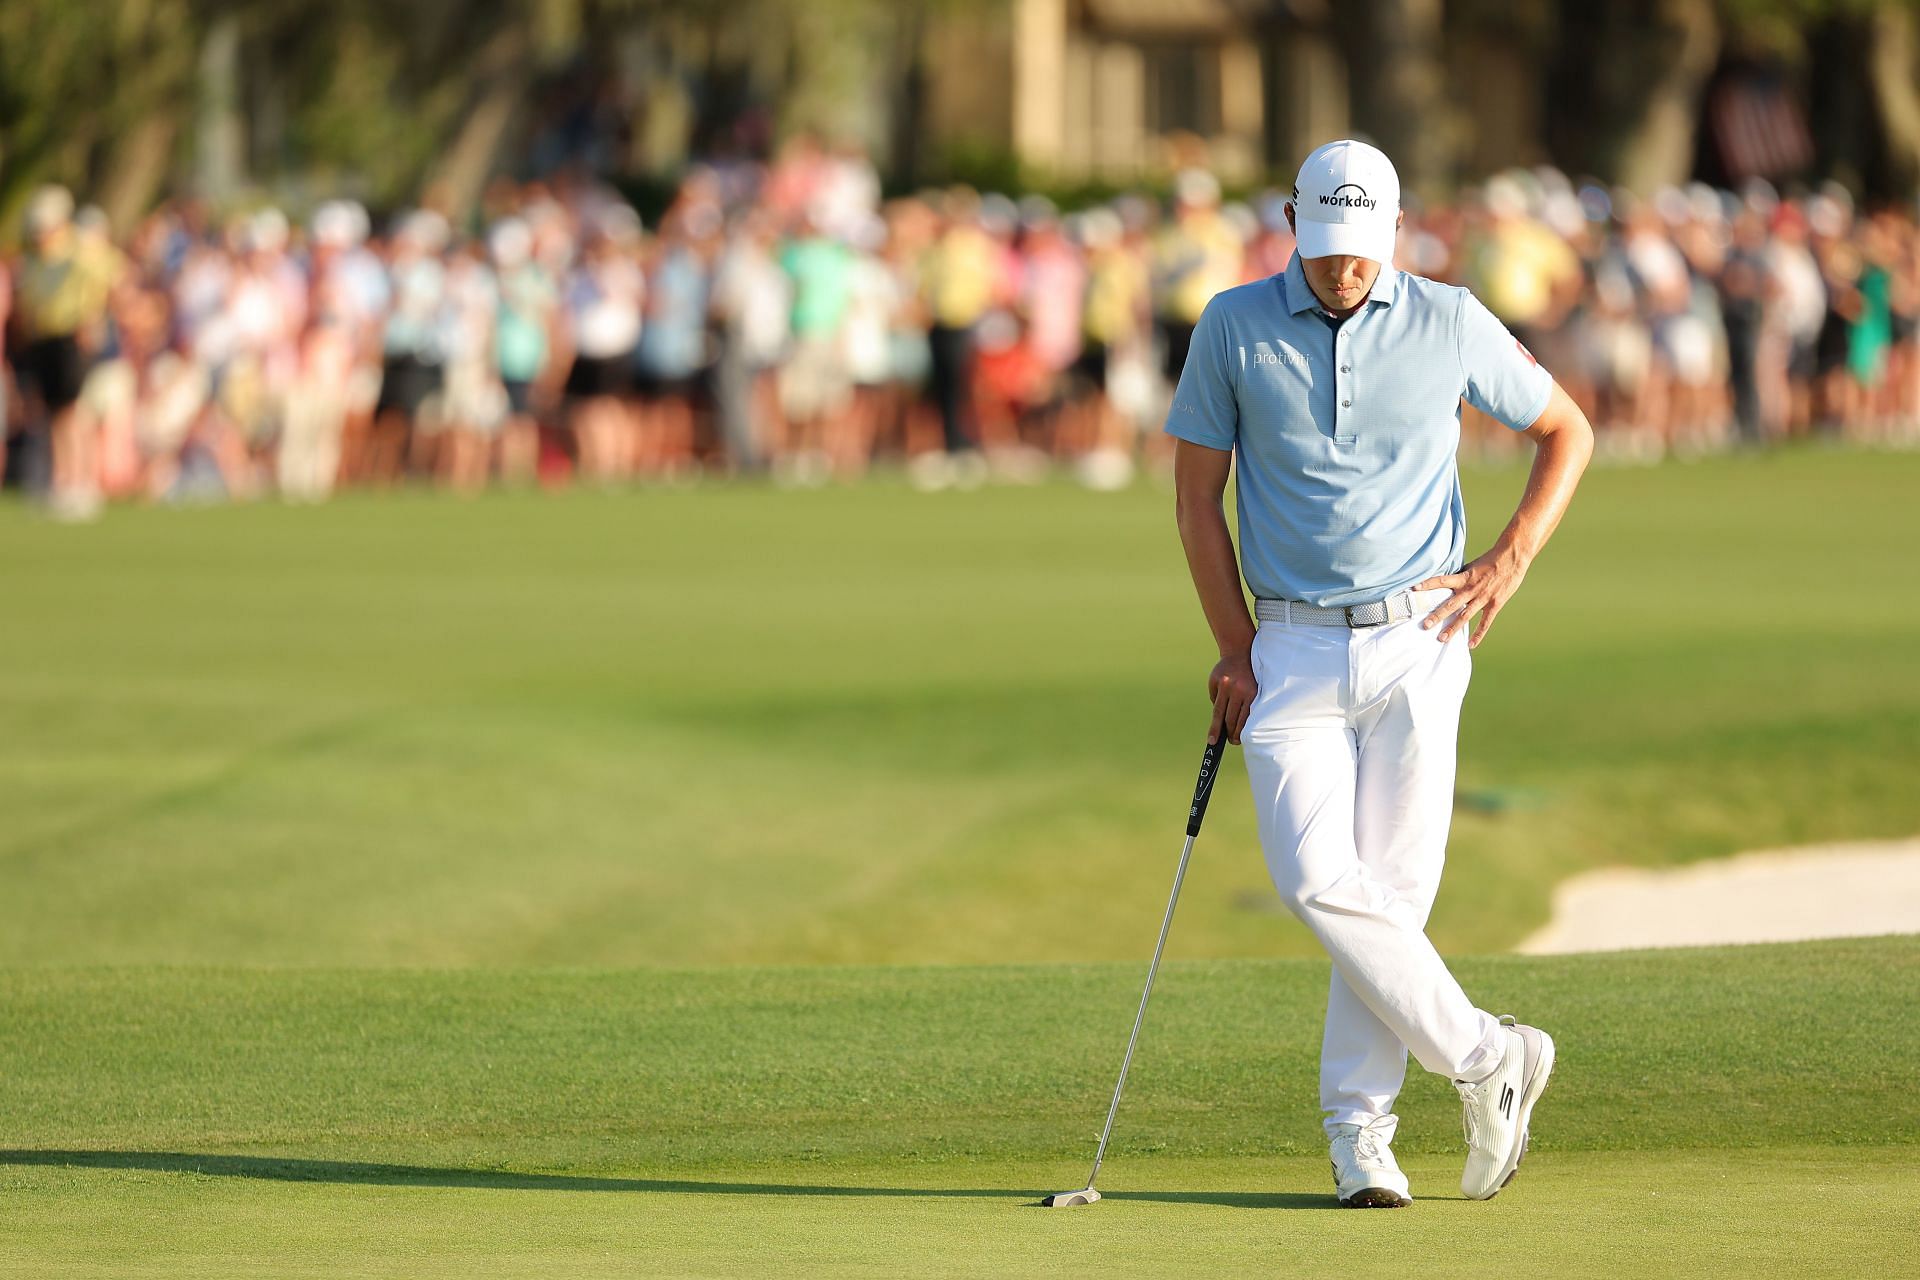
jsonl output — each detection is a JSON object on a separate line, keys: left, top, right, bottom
{"left": 1461, "top": 177, "right": 1583, "bottom": 355}
{"left": 919, "top": 187, "right": 997, "bottom": 464}
{"left": 1058, "top": 207, "right": 1149, "bottom": 485}
{"left": 9, "top": 187, "right": 122, "bottom": 516}
{"left": 1152, "top": 170, "right": 1244, "bottom": 391}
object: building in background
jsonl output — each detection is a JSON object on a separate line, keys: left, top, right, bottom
{"left": 927, "top": 0, "right": 1343, "bottom": 186}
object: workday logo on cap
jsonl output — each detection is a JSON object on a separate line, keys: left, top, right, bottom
{"left": 1290, "top": 139, "right": 1400, "bottom": 264}
{"left": 1318, "top": 184, "right": 1377, "bottom": 211}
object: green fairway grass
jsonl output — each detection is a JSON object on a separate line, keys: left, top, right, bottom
{"left": 5, "top": 1149, "right": 1908, "bottom": 1279}
{"left": 1, "top": 447, "right": 1916, "bottom": 967}
{"left": 2, "top": 939, "right": 1915, "bottom": 1276}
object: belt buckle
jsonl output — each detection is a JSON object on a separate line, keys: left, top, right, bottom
{"left": 1344, "top": 602, "right": 1388, "bottom": 628}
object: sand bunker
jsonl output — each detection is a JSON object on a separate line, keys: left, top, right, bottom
{"left": 1516, "top": 837, "right": 1920, "bottom": 954}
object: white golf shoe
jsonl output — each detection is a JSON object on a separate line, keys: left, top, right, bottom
{"left": 1328, "top": 1115, "right": 1412, "bottom": 1208}
{"left": 1456, "top": 1017, "right": 1555, "bottom": 1200}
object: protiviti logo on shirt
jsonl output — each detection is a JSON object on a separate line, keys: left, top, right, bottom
{"left": 1317, "top": 184, "right": 1376, "bottom": 211}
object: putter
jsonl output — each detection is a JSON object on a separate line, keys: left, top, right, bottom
{"left": 1042, "top": 721, "right": 1231, "bottom": 1208}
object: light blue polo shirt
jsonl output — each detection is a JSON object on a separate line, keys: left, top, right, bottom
{"left": 1166, "top": 254, "right": 1553, "bottom": 608}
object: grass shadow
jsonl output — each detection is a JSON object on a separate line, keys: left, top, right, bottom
{"left": 0, "top": 1149, "right": 1336, "bottom": 1209}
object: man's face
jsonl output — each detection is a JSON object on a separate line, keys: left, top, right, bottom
{"left": 1299, "top": 252, "right": 1383, "bottom": 314}
{"left": 1284, "top": 204, "right": 1400, "bottom": 315}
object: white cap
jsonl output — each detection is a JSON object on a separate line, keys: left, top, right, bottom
{"left": 24, "top": 184, "right": 74, "bottom": 237}
{"left": 488, "top": 217, "right": 532, "bottom": 266}
{"left": 1175, "top": 168, "right": 1220, "bottom": 208}
{"left": 1290, "top": 139, "right": 1400, "bottom": 264}
{"left": 250, "top": 207, "right": 290, "bottom": 253}
{"left": 312, "top": 200, "right": 364, "bottom": 249}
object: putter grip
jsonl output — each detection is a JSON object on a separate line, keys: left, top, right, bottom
{"left": 1186, "top": 728, "right": 1228, "bottom": 837}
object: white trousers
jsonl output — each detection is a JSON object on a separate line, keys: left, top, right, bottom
{"left": 1243, "top": 589, "right": 1504, "bottom": 1135}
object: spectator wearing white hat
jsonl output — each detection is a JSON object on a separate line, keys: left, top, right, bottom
{"left": 916, "top": 188, "right": 998, "bottom": 482}
{"left": 1152, "top": 169, "right": 1243, "bottom": 396}
{"left": 633, "top": 207, "right": 714, "bottom": 478}
{"left": 430, "top": 237, "right": 508, "bottom": 494}
{"left": 708, "top": 209, "right": 791, "bottom": 475}
{"left": 370, "top": 210, "right": 452, "bottom": 484}
{"left": 561, "top": 209, "right": 645, "bottom": 482}
{"left": 11, "top": 185, "right": 122, "bottom": 516}
{"left": 303, "top": 201, "right": 388, "bottom": 485}
{"left": 489, "top": 217, "right": 558, "bottom": 486}
{"left": 838, "top": 213, "right": 902, "bottom": 479}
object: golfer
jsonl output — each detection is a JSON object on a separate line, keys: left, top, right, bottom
{"left": 1168, "top": 140, "right": 1593, "bottom": 1208}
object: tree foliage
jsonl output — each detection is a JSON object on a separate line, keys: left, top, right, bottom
{"left": 0, "top": 0, "right": 1909, "bottom": 231}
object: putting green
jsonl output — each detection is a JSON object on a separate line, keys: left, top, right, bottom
{"left": 3, "top": 1149, "right": 1908, "bottom": 1278}
{"left": 1, "top": 940, "right": 1913, "bottom": 1275}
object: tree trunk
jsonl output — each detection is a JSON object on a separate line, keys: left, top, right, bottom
{"left": 1344, "top": 0, "right": 1450, "bottom": 196}
{"left": 195, "top": 13, "right": 245, "bottom": 201}
{"left": 1446, "top": 0, "right": 1552, "bottom": 179}
{"left": 98, "top": 113, "right": 179, "bottom": 235}
{"left": 1612, "top": 0, "right": 1718, "bottom": 192}
{"left": 1867, "top": 2, "right": 1920, "bottom": 196}
{"left": 782, "top": 1, "right": 888, "bottom": 148}
{"left": 1548, "top": 0, "right": 1717, "bottom": 191}
{"left": 423, "top": 24, "right": 534, "bottom": 225}
{"left": 890, "top": 3, "right": 929, "bottom": 185}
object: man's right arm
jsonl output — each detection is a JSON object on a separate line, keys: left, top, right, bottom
{"left": 1174, "top": 438, "right": 1257, "bottom": 744}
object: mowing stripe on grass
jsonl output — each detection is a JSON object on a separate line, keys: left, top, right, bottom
{"left": 1, "top": 451, "right": 1917, "bottom": 968}
{"left": 2, "top": 939, "right": 1912, "bottom": 1170}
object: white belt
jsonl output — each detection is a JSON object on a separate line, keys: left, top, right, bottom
{"left": 1254, "top": 590, "right": 1420, "bottom": 629}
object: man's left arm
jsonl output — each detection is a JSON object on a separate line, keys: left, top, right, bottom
{"left": 1417, "top": 381, "right": 1593, "bottom": 647}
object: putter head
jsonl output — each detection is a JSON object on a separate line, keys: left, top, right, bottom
{"left": 1041, "top": 1187, "right": 1101, "bottom": 1207}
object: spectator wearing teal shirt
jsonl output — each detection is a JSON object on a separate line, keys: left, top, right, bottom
{"left": 488, "top": 218, "right": 555, "bottom": 485}
{"left": 779, "top": 223, "right": 856, "bottom": 447}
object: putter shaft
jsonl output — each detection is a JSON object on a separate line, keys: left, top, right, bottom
{"left": 1049, "top": 729, "right": 1225, "bottom": 1206}
{"left": 1082, "top": 828, "right": 1197, "bottom": 1192}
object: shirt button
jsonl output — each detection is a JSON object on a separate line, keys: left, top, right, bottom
{"left": 1341, "top": 398, "right": 1352, "bottom": 407}
{"left": 1340, "top": 364, "right": 1351, "bottom": 372}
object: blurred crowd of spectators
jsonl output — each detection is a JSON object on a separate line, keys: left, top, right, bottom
{"left": 5, "top": 139, "right": 1918, "bottom": 517}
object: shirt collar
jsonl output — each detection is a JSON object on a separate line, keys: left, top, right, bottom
{"left": 1369, "top": 264, "right": 1401, "bottom": 307}
{"left": 1281, "top": 254, "right": 1400, "bottom": 316}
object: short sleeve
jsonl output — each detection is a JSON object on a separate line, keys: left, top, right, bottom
{"left": 1163, "top": 299, "right": 1238, "bottom": 450}
{"left": 1459, "top": 291, "right": 1554, "bottom": 431}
